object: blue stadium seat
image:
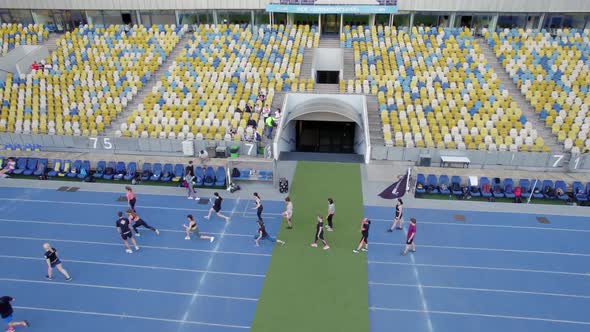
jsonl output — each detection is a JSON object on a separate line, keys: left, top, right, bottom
{"left": 33, "top": 159, "right": 48, "bottom": 177}
{"left": 532, "top": 180, "right": 544, "bottom": 199}
{"left": 426, "top": 174, "right": 437, "bottom": 193}
{"left": 480, "top": 177, "right": 492, "bottom": 197}
{"left": 114, "top": 162, "right": 126, "bottom": 180}
{"left": 59, "top": 160, "right": 72, "bottom": 177}
{"left": 124, "top": 162, "right": 137, "bottom": 181}
{"left": 554, "top": 181, "right": 569, "bottom": 200}
{"left": 150, "top": 163, "right": 162, "bottom": 181}
{"left": 161, "top": 163, "right": 173, "bottom": 182}
{"left": 94, "top": 161, "right": 106, "bottom": 178}
{"left": 12, "top": 158, "right": 28, "bottom": 175}
{"left": 78, "top": 161, "right": 91, "bottom": 179}
{"left": 203, "top": 166, "right": 215, "bottom": 187}
{"left": 67, "top": 160, "right": 82, "bottom": 178}
{"left": 103, "top": 161, "right": 117, "bottom": 180}
{"left": 504, "top": 178, "right": 515, "bottom": 199}
{"left": 140, "top": 163, "right": 152, "bottom": 181}
{"left": 572, "top": 181, "right": 588, "bottom": 202}
{"left": 451, "top": 176, "right": 462, "bottom": 195}
{"left": 194, "top": 166, "right": 204, "bottom": 186}
{"left": 47, "top": 160, "right": 62, "bottom": 177}
{"left": 438, "top": 175, "right": 450, "bottom": 195}
{"left": 542, "top": 180, "right": 555, "bottom": 199}
{"left": 215, "top": 167, "right": 226, "bottom": 187}
{"left": 172, "top": 164, "right": 184, "bottom": 182}
{"left": 22, "top": 158, "right": 38, "bottom": 176}
{"left": 519, "top": 179, "right": 531, "bottom": 199}
{"left": 415, "top": 174, "right": 426, "bottom": 194}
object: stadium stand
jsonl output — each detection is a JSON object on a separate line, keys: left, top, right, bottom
{"left": 127, "top": 24, "right": 319, "bottom": 140}
{"left": 0, "top": 24, "right": 185, "bottom": 136}
{"left": 0, "top": 23, "right": 48, "bottom": 55}
{"left": 341, "top": 26, "right": 548, "bottom": 152}
{"left": 488, "top": 28, "right": 590, "bottom": 153}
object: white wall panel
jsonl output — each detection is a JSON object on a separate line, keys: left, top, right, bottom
{"left": 398, "top": 0, "right": 590, "bottom": 13}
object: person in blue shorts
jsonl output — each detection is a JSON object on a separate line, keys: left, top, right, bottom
{"left": 254, "top": 219, "right": 285, "bottom": 247}
{"left": 0, "top": 296, "right": 29, "bottom": 332}
{"left": 43, "top": 243, "right": 72, "bottom": 281}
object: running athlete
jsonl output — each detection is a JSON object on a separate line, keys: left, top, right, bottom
{"left": 204, "top": 192, "right": 230, "bottom": 221}
{"left": 127, "top": 210, "right": 160, "bottom": 237}
{"left": 282, "top": 197, "right": 293, "bottom": 229}
{"left": 43, "top": 243, "right": 72, "bottom": 281}
{"left": 255, "top": 219, "right": 285, "bottom": 247}
{"left": 401, "top": 218, "right": 417, "bottom": 255}
{"left": 311, "top": 215, "right": 330, "bottom": 250}
{"left": 0, "top": 296, "right": 29, "bottom": 332}
{"left": 115, "top": 212, "right": 139, "bottom": 253}
{"left": 388, "top": 198, "right": 403, "bottom": 232}
{"left": 252, "top": 192, "right": 263, "bottom": 220}
{"left": 183, "top": 214, "right": 214, "bottom": 242}
{"left": 353, "top": 218, "right": 371, "bottom": 253}
{"left": 326, "top": 198, "right": 335, "bottom": 231}
{"left": 125, "top": 186, "right": 137, "bottom": 212}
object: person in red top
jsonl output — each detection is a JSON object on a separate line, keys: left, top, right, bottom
{"left": 514, "top": 186, "right": 522, "bottom": 203}
{"left": 125, "top": 186, "right": 137, "bottom": 212}
{"left": 401, "top": 217, "right": 417, "bottom": 256}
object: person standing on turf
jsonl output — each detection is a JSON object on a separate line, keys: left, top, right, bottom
{"left": 402, "top": 218, "right": 417, "bottom": 255}
{"left": 311, "top": 215, "right": 330, "bottom": 250}
{"left": 252, "top": 192, "right": 263, "bottom": 220}
{"left": 116, "top": 211, "right": 139, "bottom": 253}
{"left": 0, "top": 296, "right": 29, "bottom": 332}
{"left": 255, "top": 219, "right": 285, "bottom": 247}
{"left": 43, "top": 243, "right": 72, "bottom": 281}
{"left": 204, "top": 192, "right": 230, "bottom": 221}
{"left": 353, "top": 218, "right": 371, "bottom": 253}
{"left": 125, "top": 186, "right": 137, "bottom": 212}
{"left": 183, "top": 214, "right": 214, "bottom": 242}
{"left": 388, "top": 198, "right": 404, "bottom": 232}
{"left": 326, "top": 198, "right": 335, "bottom": 231}
{"left": 282, "top": 197, "right": 293, "bottom": 229}
{"left": 128, "top": 210, "right": 160, "bottom": 237}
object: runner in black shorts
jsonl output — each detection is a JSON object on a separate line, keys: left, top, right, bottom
{"left": 204, "top": 192, "right": 230, "bottom": 221}
{"left": 353, "top": 218, "right": 370, "bottom": 253}
{"left": 43, "top": 243, "right": 71, "bottom": 281}
{"left": 310, "top": 215, "right": 330, "bottom": 250}
{"left": 127, "top": 210, "right": 160, "bottom": 237}
{"left": 116, "top": 212, "right": 139, "bottom": 254}
{"left": 252, "top": 192, "right": 263, "bottom": 220}
{"left": 388, "top": 198, "right": 403, "bottom": 232}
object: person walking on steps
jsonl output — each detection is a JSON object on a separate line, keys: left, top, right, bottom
{"left": 252, "top": 192, "right": 263, "bottom": 220}
{"left": 0, "top": 296, "right": 29, "bottom": 332}
{"left": 116, "top": 212, "right": 139, "bottom": 254}
{"left": 183, "top": 214, "right": 214, "bottom": 242}
{"left": 265, "top": 115, "right": 276, "bottom": 139}
{"left": 255, "top": 219, "right": 285, "bottom": 247}
{"left": 125, "top": 186, "right": 137, "bottom": 213}
{"left": 204, "top": 192, "right": 230, "bottom": 222}
{"left": 388, "top": 198, "right": 404, "bottom": 232}
{"left": 353, "top": 218, "right": 371, "bottom": 253}
{"left": 128, "top": 210, "right": 160, "bottom": 237}
{"left": 43, "top": 243, "right": 72, "bottom": 281}
{"left": 402, "top": 218, "right": 417, "bottom": 256}
{"left": 311, "top": 215, "right": 330, "bottom": 250}
{"left": 282, "top": 197, "right": 294, "bottom": 229}
{"left": 326, "top": 198, "right": 335, "bottom": 231}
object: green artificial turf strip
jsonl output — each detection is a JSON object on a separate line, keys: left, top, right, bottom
{"left": 251, "top": 162, "right": 369, "bottom": 332}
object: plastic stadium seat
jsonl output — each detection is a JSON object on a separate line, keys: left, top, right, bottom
{"left": 11, "top": 158, "right": 28, "bottom": 175}
{"left": 542, "top": 180, "right": 555, "bottom": 199}
{"left": 151, "top": 163, "right": 162, "bottom": 181}
{"left": 114, "top": 162, "right": 126, "bottom": 180}
{"left": 67, "top": 160, "right": 82, "bottom": 178}
{"left": 480, "top": 177, "right": 492, "bottom": 198}
{"left": 33, "top": 159, "right": 48, "bottom": 177}
{"left": 94, "top": 161, "right": 106, "bottom": 179}
{"left": 426, "top": 174, "right": 437, "bottom": 193}
{"left": 124, "top": 162, "right": 137, "bottom": 181}
{"left": 103, "top": 161, "right": 117, "bottom": 180}
{"left": 172, "top": 164, "right": 184, "bottom": 182}
{"left": 48, "top": 159, "right": 62, "bottom": 177}
{"left": 451, "top": 176, "right": 463, "bottom": 195}
{"left": 215, "top": 167, "right": 226, "bottom": 187}
{"left": 519, "top": 179, "right": 531, "bottom": 199}
{"left": 504, "top": 178, "right": 515, "bottom": 199}
{"left": 194, "top": 166, "right": 204, "bottom": 186}
{"left": 77, "top": 160, "right": 91, "bottom": 179}
{"left": 415, "top": 174, "right": 426, "bottom": 194}
{"left": 161, "top": 163, "right": 173, "bottom": 182}
{"left": 438, "top": 175, "right": 451, "bottom": 195}
{"left": 532, "top": 180, "right": 544, "bottom": 199}
{"left": 140, "top": 163, "right": 152, "bottom": 181}
{"left": 554, "top": 180, "right": 569, "bottom": 200}
{"left": 22, "top": 158, "right": 38, "bottom": 176}
{"left": 203, "top": 166, "right": 215, "bottom": 187}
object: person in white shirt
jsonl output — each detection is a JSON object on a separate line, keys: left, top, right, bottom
{"left": 282, "top": 197, "right": 293, "bottom": 229}
{"left": 326, "top": 198, "right": 335, "bottom": 231}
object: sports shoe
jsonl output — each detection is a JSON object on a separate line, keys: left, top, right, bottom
{"left": 155, "top": 229, "right": 160, "bottom": 235}
{"left": 7, "top": 328, "right": 16, "bottom": 332}
{"left": 210, "top": 236, "right": 215, "bottom": 243}
{"left": 65, "top": 276, "right": 72, "bottom": 281}
{"left": 401, "top": 251, "right": 407, "bottom": 256}
{"left": 310, "top": 243, "right": 318, "bottom": 248}
{"left": 323, "top": 245, "right": 330, "bottom": 250}
{"left": 286, "top": 226, "right": 293, "bottom": 229}
{"left": 125, "top": 249, "right": 133, "bottom": 254}
{"left": 277, "top": 240, "right": 285, "bottom": 246}
{"left": 134, "top": 246, "right": 140, "bottom": 251}
{"left": 353, "top": 249, "right": 359, "bottom": 253}
{"left": 387, "top": 229, "right": 393, "bottom": 233}
{"left": 45, "top": 275, "right": 53, "bottom": 281}
{"left": 23, "top": 320, "right": 30, "bottom": 327}
{"left": 326, "top": 227, "right": 333, "bottom": 232}
{"left": 361, "top": 248, "right": 368, "bottom": 252}
{"left": 188, "top": 197, "right": 194, "bottom": 200}
{"left": 185, "top": 236, "right": 190, "bottom": 240}
{"left": 195, "top": 197, "right": 200, "bottom": 200}
{"left": 203, "top": 216, "right": 210, "bottom": 220}
{"left": 135, "top": 232, "right": 141, "bottom": 237}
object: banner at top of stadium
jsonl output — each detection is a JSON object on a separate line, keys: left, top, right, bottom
{"left": 266, "top": 4, "right": 398, "bottom": 14}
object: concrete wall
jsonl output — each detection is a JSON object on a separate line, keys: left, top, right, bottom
{"left": 397, "top": 0, "right": 590, "bottom": 13}
{"left": 0, "top": 46, "right": 49, "bottom": 81}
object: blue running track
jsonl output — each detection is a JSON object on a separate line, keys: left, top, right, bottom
{"left": 363, "top": 206, "right": 590, "bottom": 332}
{"left": 0, "top": 187, "right": 285, "bottom": 332}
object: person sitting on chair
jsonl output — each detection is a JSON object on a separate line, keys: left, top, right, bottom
{"left": 198, "top": 150, "right": 209, "bottom": 164}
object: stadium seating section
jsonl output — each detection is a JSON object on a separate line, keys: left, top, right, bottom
{"left": 0, "top": 24, "right": 185, "bottom": 136}
{"left": 0, "top": 23, "right": 48, "bottom": 55}
{"left": 488, "top": 28, "right": 590, "bottom": 153}
{"left": 341, "top": 26, "right": 548, "bottom": 152}
{"left": 125, "top": 24, "right": 318, "bottom": 140}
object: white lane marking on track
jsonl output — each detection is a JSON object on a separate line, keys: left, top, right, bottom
{"left": 369, "top": 307, "right": 590, "bottom": 326}
{"left": 369, "top": 282, "right": 590, "bottom": 299}
{"left": 369, "top": 218, "right": 590, "bottom": 233}
{"left": 0, "top": 218, "right": 252, "bottom": 237}
{"left": 369, "top": 261, "right": 588, "bottom": 276}
{"left": 1, "top": 278, "right": 257, "bottom": 301}
{"left": 0, "top": 255, "right": 265, "bottom": 278}
{"left": 370, "top": 242, "right": 590, "bottom": 257}
{"left": 0, "top": 235, "right": 270, "bottom": 257}
{"left": 13, "top": 306, "right": 250, "bottom": 329}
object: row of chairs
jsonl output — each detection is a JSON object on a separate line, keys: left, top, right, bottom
{"left": 416, "top": 173, "right": 590, "bottom": 202}
{"left": 2, "top": 157, "right": 227, "bottom": 187}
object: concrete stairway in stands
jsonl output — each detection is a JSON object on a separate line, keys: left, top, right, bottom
{"left": 300, "top": 48, "right": 314, "bottom": 80}
{"left": 366, "top": 95, "right": 384, "bottom": 146}
{"left": 479, "top": 38, "right": 563, "bottom": 154}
